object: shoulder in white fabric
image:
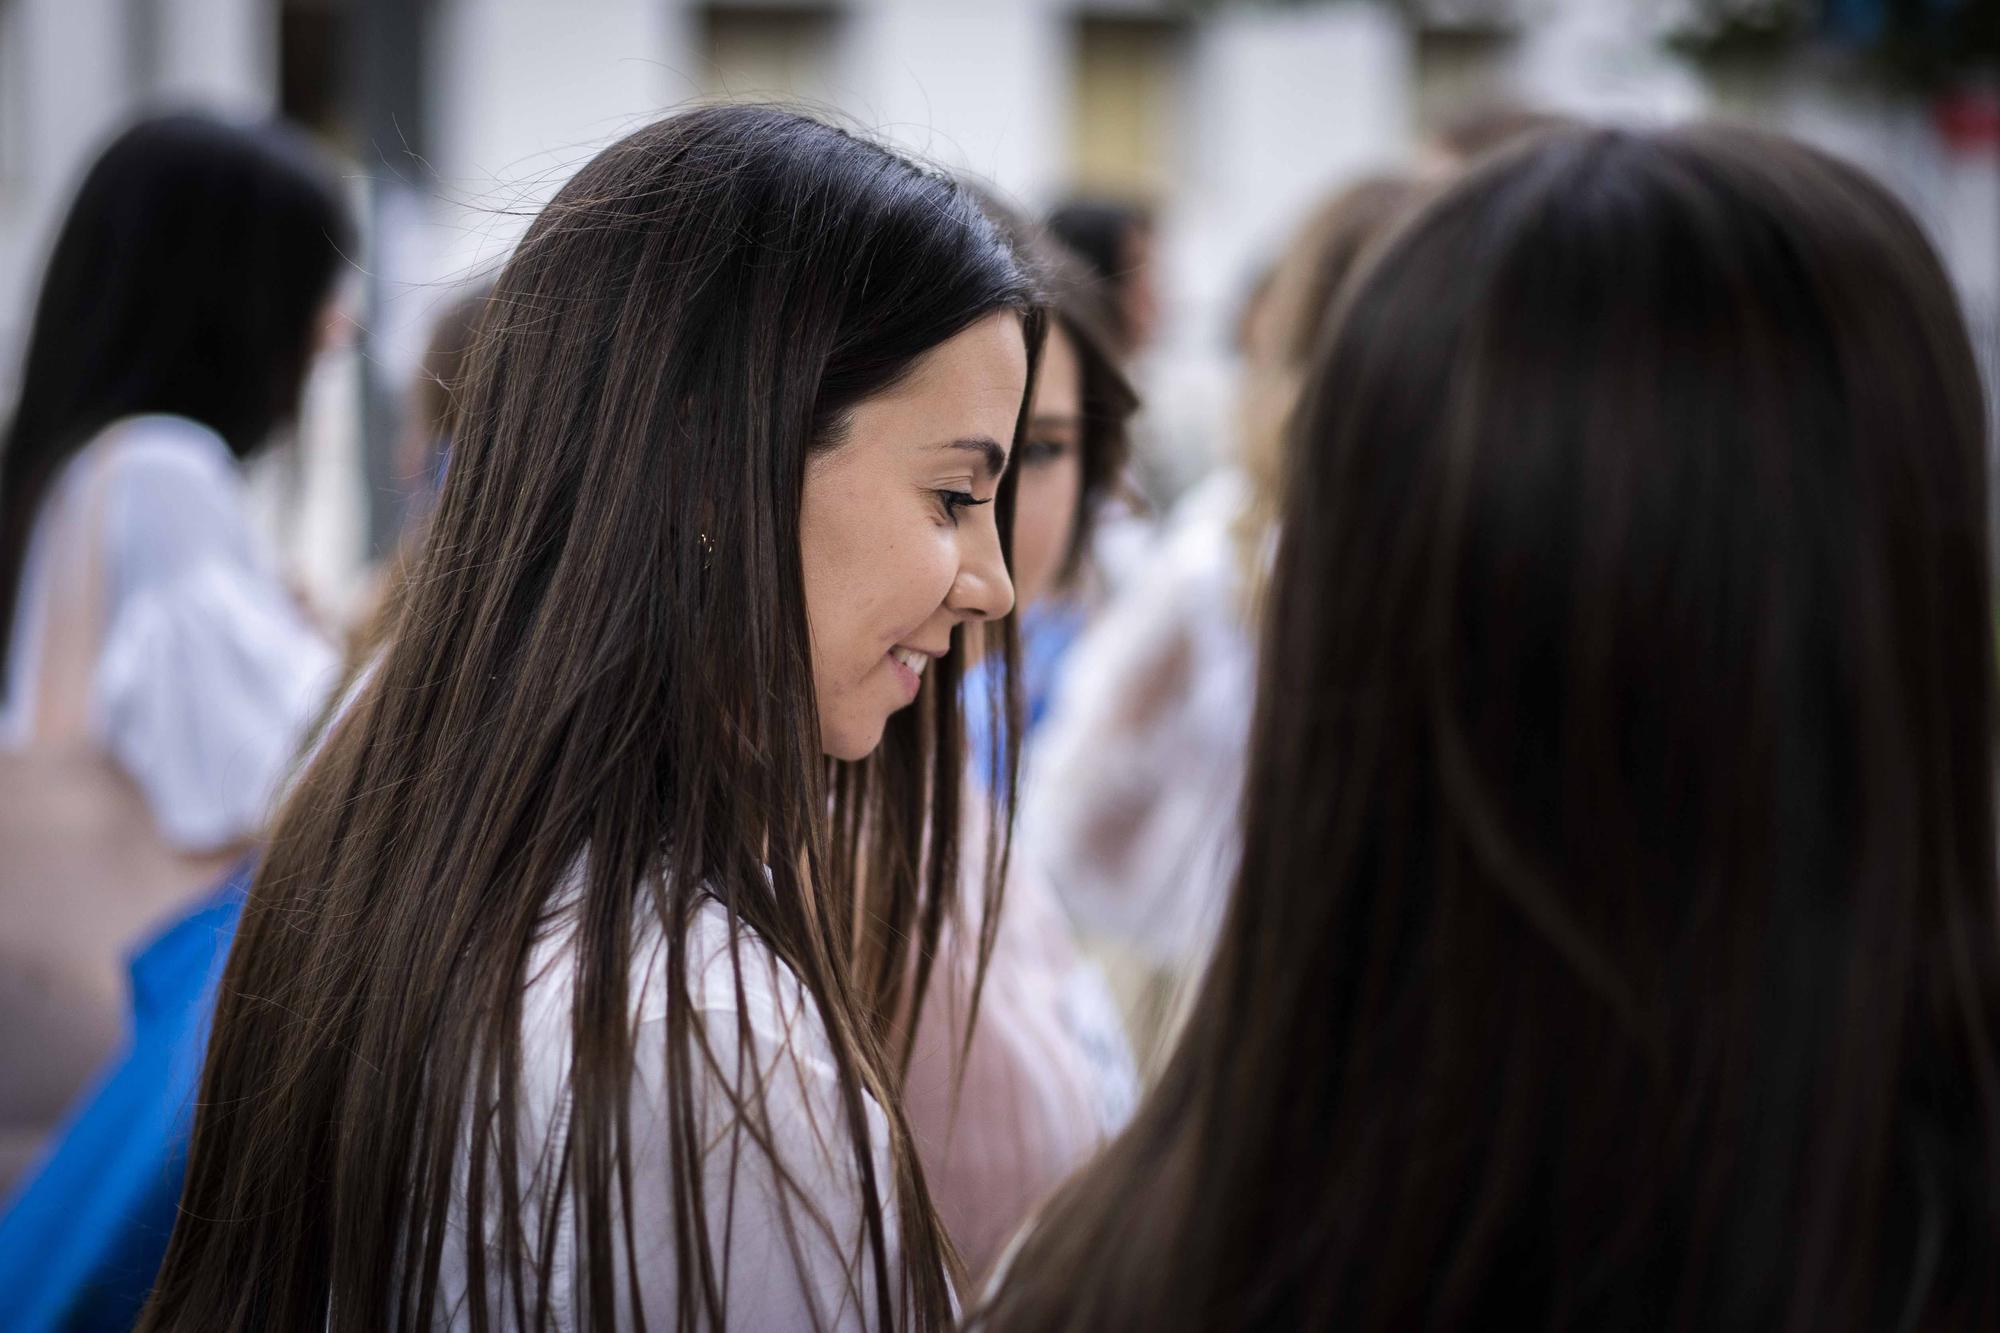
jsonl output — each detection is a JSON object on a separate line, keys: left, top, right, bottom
{"left": 439, "top": 888, "right": 901, "bottom": 1331}
{"left": 84, "top": 414, "right": 337, "bottom": 851}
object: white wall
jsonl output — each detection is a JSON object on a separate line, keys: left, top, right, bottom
{"left": 840, "top": 0, "right": 1068, "bottom": 205}
{"left": 1177, "top": 1, "right": 1414, "bottom": 341}
{"left": 154, "top": 0, "right": 276, "bottom": 113}
{"left": 429, "top": 0, "right": 692, "bottom": 281}
{"left": 0, "top": 0, "right": 131, "bottom": 397}
{"left": 1136, "top": 1, "right": 1413, "bottom": 490}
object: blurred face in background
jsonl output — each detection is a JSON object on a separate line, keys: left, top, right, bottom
{"left": 1008, "top": 322, "right": 1085, "bottom": 610}
{"left": 1119, "top": 222, "right": 1162, "bottom": 355}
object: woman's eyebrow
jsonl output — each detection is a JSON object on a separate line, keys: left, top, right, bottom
{"left": 934, "top": 435, "right": 1008, "bottom": 479}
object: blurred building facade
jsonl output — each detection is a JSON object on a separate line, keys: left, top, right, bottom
{"left": 0, "top": 0, "right": 1994, "bottom": 590}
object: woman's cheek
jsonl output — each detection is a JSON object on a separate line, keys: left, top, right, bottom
{"left": 883, "top": 523, "right": 957, "bottom": 630}
{"left": 1011, "top": 464, "right": 1080, "bottom": 607}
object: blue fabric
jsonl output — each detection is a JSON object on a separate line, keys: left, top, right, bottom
{"left": 963, "top": 599, "right": 1087, "bottom": 781}
{"left": 1824, "top": 0, "right": 1888, "bottom": 42}
{"left": 1822, "top": 0, "right": 1962, "bottom": 43}
{"left": 0, "top": 865, "right": 249, "bottom": 1332}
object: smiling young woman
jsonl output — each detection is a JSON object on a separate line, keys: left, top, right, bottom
{"left": 137, "top": 106, "right": 1042, "bottom": 1332}
{"left": 803, "top": 312, "right": 1024, "bottom": 761}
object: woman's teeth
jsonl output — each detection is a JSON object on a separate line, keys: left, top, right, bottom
{"left": 890, "top": 647, "right": 928, "bottom": 676}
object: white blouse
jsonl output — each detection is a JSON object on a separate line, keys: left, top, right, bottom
{"left": 0, "top": 415, "right": 338, "bottom": 850}
{"left": 439, "top": 888, "right": 902, "bottom": 1330}
{"left": 903, "top": 804, "right": 1137, "bottom": 1280}
{"left": 1018, "top": 469, "right": 1260, "bottom": 971}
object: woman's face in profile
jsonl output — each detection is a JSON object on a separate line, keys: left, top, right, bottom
{"left": 1008, "top": 322, "right": 1085, "bottom": 612}
{"left": 800, "top": 311, "right": 1026, "bottom": 761}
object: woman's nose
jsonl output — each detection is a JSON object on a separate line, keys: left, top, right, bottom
{"left": 946, "top": 510, "right": 1015, "bottom": 623}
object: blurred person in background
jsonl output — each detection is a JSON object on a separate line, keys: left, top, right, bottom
{"left": 0, "top": 282, "right": 488, "bottom": 1333}
{"left": 0, "top": 113, "right": 351, "bottom": 1191}
{"left": 1051, "top": 196, "right": 1222, "bottom": 516}
{"left": 903, "top": 189, "right": 1140, "bottom": 1281}
{"left": 980, "top": 124, "right": 2000, "bottom": 1331}
{"left": 1046, "top": 199, "right": 1160, "bottom": 362}
{"left": 962, "top": 186, "right": 1142, "bottom": 751}
{"left": 1023, "top": 172, "right": 1428, "bottom": 1072}
{"left": 140, "top": 105, "right": 1036, "bottom": 1331}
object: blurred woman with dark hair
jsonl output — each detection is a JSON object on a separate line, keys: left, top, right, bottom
{"left": 0, "top": 112, "right": 351, "bottom": 1187}
{"left": 902, "top": 190, "right": 1141, "bottom": 1281}
{"left": 983, "top": 125, "right": 2000, "bottom": 1331}
{"left": 0, "top": 281, "right": 490, "bottom": 1331}
{"left": 1024, "top": 173, "right": 1429, "bottom": 1068}
{"left": 1046, "top": 199, "right": 1159, "bottom": 361}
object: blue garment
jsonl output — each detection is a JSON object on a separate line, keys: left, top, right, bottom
{"left": 1823, "top": 0, "right": 1961, "bottom": 43}
{"left": 963, "top": 599, "right": 1087, "bottom": 781}
{"left": 0, "top": 865, "right": 249, "bottom": 1332}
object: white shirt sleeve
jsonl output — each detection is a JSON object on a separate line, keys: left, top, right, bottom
{"left": 444, "top": 898, "right": 906, "bottom": 1330}
{"left": 660, "top": 915, "right": 903, "bottom": 1330}
{"left": 88, "top": 421, "right": 338, "bottom": 852}
{"left": 902, "top": 834, "right": 1137, "bottom": 1280}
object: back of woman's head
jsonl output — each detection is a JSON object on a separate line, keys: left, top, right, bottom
{"left": 983, "top": 125, "right": 2000, "bottom": 1331}
{"left": 0, "top": 112, "right": 350, "bottom": 681}
{"left": 146, "top": 105, "right": 1037, "bottom": 1331}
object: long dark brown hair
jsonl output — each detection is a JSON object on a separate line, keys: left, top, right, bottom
{"left": 141, "top": 106, "right": 1039, "bottom": 1331}
{"left": 0, "top": 112, "right": 350, "bottom": 692}
{"left": 980, "top": 125, "right": 2000, "bottom": 1331}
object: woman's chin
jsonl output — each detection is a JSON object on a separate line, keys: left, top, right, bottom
{"left": 820, "top": 719, "right": 888, "bottom": 764}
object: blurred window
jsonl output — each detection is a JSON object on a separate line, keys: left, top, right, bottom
{"left": 1068, "top": 13, "right": 1186, "bottom": 200}
{"left": 699, "top": 4, "right": 845, "bottom": 108}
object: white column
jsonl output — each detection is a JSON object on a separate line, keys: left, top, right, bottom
{"left": 154, "top": 0, "right": 277, "bottom": 114}
{"left": 1170, "top": 0, "right": 1413, "bottom": 369}
{"left": 429, "top": 0, "right": 691, "bottom": 277}
{"left": 839, "top": 0, "right": 1068, "bottom": 206}
{"left": 0, "top": 0, "right": 132, "bottom": 394}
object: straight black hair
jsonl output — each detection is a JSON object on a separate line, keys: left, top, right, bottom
{"left": 1046, "top": 199, "right": 1154, "bottom": 353}
{"left": 0, "top": 112, "right": 351, "bottom": 687}
{"left": 970, "top": 188, "right": 1137, "bottom": 582}
{"left": 982, "top": 124, "right": 2000, "bottom": 1331}
{"left": 143, "top": 105, "right": 1039, "bottom": 1331}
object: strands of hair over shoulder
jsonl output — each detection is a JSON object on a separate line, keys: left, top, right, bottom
{"left": 0, "top": 112, "right": 351, "bottom": 692}
{"left": 141, "top": 106, "right": 1040, "bottom": 1332}
{"left": 978, "top": 126, "right": 2000, "bottom": 1332}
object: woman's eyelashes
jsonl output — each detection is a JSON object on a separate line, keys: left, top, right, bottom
{"left": 935, "top": 488, "right": 994, "bottom": 525}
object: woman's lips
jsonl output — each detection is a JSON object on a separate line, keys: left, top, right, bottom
{"left": 886, "top": 645, "right": 928, "bottom": 701}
